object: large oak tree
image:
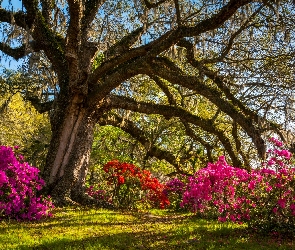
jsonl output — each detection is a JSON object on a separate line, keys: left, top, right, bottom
{"left": 1, "top": 0, "right": 294, "bottom": 205}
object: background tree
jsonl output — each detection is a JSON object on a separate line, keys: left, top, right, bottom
{"left": 1, "top": 0, "right": 295, "bottom": 206}
{"left": 0, "top": 71, "right": 51, "bottom": 170}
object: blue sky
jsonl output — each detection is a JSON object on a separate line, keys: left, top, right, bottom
{"left": 1, "top": 0, "right": 25, "bottom": 71}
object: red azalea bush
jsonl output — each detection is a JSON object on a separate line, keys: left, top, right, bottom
{"left": 179, "top": 138, "right": 295, "bottom": 233}
{"left": 0, "top": 146, "right": 54, "bottom": 220}
{"left": 87, "top": 160, "right": 169, "bottom": 209}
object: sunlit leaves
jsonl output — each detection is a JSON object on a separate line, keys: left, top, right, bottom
{"left": 0, "top": 92, "right": 51, "bottom": 170}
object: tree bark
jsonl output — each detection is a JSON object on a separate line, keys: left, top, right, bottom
{"left": 42, "top": 95, "right": 96, "bottom": 206}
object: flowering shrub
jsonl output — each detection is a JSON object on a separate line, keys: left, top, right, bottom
{"left": 164, "top": 178, "right": 187, "bottom": 211}
{"left": 179, "top": 138, "right": 295, "bottom": 233}
{"left": 0, "top": 146, "right": 53, "bottom": 220}
{"left": 87, "top": 160, "right": 170, "bottom": 209}
{"left": 87, "top": 185, "right": 111, "bottom": 202}
{"left": 139, "top": 169, "right": 170, "bottom": 209}
{"left": 181, "top": 156, "right": 250, "bottom": 220}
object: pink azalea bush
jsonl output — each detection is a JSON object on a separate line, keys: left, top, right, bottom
{"left": 0, "top": 146, "right": 54, "bottom": 220}
{"left": 180, "top": 156, "right": 250, "bottom": 220}
{"left": 178, "top": 138, "right": 295, "bottom": 233}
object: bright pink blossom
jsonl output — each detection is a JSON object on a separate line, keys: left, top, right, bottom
{"left": 178, "top": 139, "right": 295, "bottom": 230}
{"left": 277, "top": 198, "right": 286, "bottom": 209}
{"left": 0, "top": 146, "right": 53, "bottom": 221}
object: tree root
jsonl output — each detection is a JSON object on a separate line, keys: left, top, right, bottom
{"left": 51, "top": 192, "right": 114, "bottom": 209}
{"left": 49, "top": 182, "right": 115, "bottom": 209}
{"left": 71, "top": 189, "right": 115, "bottom": 209}
{"left": 52, "top": 196, "right": 80, "bottom": 207}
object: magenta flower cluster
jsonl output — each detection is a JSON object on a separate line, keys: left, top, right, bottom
{"left": 169, "top": 138, "right": 295, "bottom": 231}
{"left": 269, "top": 137, "right": 284, "bottom": 147}
{"left": 163, "top": 178, "right": 186, "bottom": 210}
{"left": 266, "top": 138, "right": 292, "bottom": 169}
{"left": 87, "top": 186, "right": 111, "bottom": 203}
{"left": 164, "top": 178, "right": 185, "bottom": 195}
{"left": 0, "top": 146, "right": 54, "bottom": 220}
{"left": 180, "top": 155, "right": 251, "bottom": 220}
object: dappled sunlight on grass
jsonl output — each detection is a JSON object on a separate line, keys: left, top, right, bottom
{"left": 0, "top": 208, "right": 294, "bottom": 249}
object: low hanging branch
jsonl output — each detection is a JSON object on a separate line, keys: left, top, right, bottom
{"left": 182, "top": 122, "right": 214, "bottom": 163}
{"left": 151, "top": 76, "right": 215, "bottom": 163}
{"left": 180, "top": 43, "right": 284, "bottom": 136}
{"left": 143, "top": 56, "right": 266, "bottom": 159}
{"left": 0, "top": 41, "right": 40, "bottom": 60}
{"left": 105, "top": 94, "right": 243, "bottom": 166}
{"left": 25, "top": 96, "right": 54, "bottom": 114}
{"left": 98, "top": 112, "right": 190, "bottom": 175}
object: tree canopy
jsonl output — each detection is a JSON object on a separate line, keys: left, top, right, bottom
{"left": 1, "top": 0, "right": 295, "bottom": 205}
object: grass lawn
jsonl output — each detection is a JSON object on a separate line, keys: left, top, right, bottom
{"left": 0, "top": 208, "right": 294, "bottom": 250}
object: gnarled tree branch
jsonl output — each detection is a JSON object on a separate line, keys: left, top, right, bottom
{"left": 0, "top": 41, "right": 41, "bottom": 60}
{"left": 0, "top": 8, "right": 28, "bottom": 29}
{"left": 88, "top": 0, "right": 255, "bottom": 88}
{"left": 145, "top": 56, "right": 266, "bottom": 159}
{"left": 82, "top": 0, "right": 106, "bottom": 34}
{"left": 105, "top": 94, "right": 243, "bottom": 166}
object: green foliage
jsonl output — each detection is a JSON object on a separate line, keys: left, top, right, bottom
{"left": 0, "top": 93, "right": 51, "bottom": 170}
{"left": 92, "top": 52, "right": 105, "bottom": 71}
{"left": 89, "top": 123, "right": 174, "bottom": 182}
{"left": 91, "top": 125, "right": 140, "bottom": 165}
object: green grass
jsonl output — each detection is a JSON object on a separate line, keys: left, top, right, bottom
{"left": 0, "top": 208, "right": 294, "bottom": 250}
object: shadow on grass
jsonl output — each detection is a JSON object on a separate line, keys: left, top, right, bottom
{"left": 3, "top": 211, "right": 190, "bottom": 231}
{"left": 15, "top": 227, "right": 293, "bottom": 250}
{"left": 8, "top": 213, "right": 294, "bottom": 250}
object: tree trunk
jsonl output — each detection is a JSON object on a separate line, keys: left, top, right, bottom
{"left": 42, "top": 95, "right": 96, "bottom": 206}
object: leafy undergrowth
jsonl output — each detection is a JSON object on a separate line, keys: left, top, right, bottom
{"left": 0, "top": 208, "right": 294, "bottom": 250}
